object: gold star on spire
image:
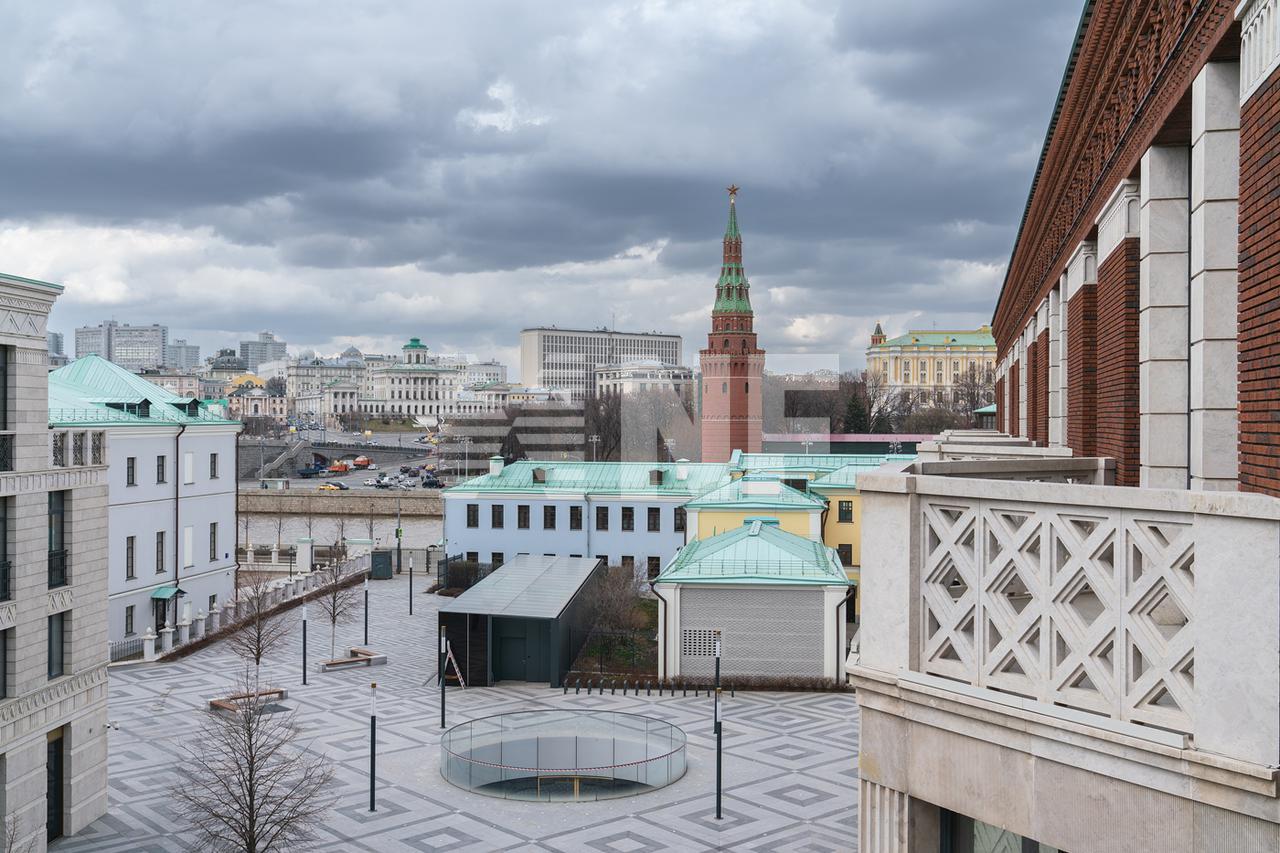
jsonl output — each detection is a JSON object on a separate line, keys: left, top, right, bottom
{"left": 727, "top": 184, "right": 740, "bottom": 201}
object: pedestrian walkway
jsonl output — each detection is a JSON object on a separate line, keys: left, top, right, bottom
{"left": 54, "top": 576, "right": 860, "bottom": 852}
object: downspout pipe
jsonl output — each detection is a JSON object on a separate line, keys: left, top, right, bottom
{"left": 649, "top": 579, "right": 671, "bottom": 680}
{"left": 173, "top": 422, "right": 188, "bottom": 626}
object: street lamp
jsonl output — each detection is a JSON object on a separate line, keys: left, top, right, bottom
{"left": 369, "top": 682, "right": 378, "bottom": 812}
{"left": 588, "top": 434, "right": 601, "bottom": 462}
{"left": 714, "top": 629, "right": 723, "bottom": 820}
{"left": 801, "top": 440, "right": 814, "bottom": 455}
{"left": 408, "top": 555, "right": 415, "bottom": 616}
{"left": 461, "top": 437, "right": 472, "bottom": 479}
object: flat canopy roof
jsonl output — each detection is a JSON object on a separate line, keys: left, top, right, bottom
{"left": 439, "top": 555, "right": 602, "bottom": 620}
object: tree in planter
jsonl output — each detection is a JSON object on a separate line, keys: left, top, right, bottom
{"left": 226, "top": 575, "right": 292, "bottom": 693}
{"left": 313, "top": 564, "right": 360, "bottom": 659}
{"left": 175, "top": 676, "right": 335, "bottom": 853}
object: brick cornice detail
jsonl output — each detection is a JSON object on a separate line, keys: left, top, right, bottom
{"left": 995, "top": 0, "right": 1236, "bottom": 352}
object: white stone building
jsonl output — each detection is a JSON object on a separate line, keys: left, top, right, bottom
{"left": 520, "top": 326, "right": 681, "bottom": 400}
{"left": 49, "top": 356, "right": 240, "bottom": 649}
{"left": 594, "top": 359, "right": 694, "bottom": 403}
{"left": 1, "top": 272, "right": 111, "bottom": 848}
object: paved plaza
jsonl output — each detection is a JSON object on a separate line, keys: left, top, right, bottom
{"left": 54, "top": 575, "right": 860, "bottom": 852}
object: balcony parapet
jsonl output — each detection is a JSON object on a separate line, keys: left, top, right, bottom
{"left": 1239, "top": 0, "right": 1280, "bottom": 103}
{"left": 858, "top": 466, "right": 1280, "bottom": 770}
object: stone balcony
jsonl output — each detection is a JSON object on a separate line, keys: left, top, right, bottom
{"left": 853, "top": 446, "right": 1280, "bottom": 849}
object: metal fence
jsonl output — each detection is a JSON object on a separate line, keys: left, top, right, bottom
{"left": 567, "top": 629, "right": 658, "bottom": 678}
{"left": 48, "top": 549, "right": 68, "bottom": 588}
{"left": 440, "top": 556, "right": 497, "bottom": 591}
{"left": 109, "top": 636, "right": 145, "bottom": 663}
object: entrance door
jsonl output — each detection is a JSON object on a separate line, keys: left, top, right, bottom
{"left": 497, "top": 636, "right": 526, "bottom": 682}
{"left": 492, "top": 618, "right": 551, "bottom": 682}
{"left": 46, "top": 728, "right": 64, "bottom": 842}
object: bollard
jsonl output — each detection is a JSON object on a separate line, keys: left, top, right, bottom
{"left": 611, "top": 680, "right": 616, "bottom": 695}
{"left": 575, "top": 679, "right": 581, "bottom": 695}
{"left": 646, "top": 681, "right": 651, "bottom": 696}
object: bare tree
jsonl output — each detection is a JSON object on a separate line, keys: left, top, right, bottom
{"left": 313, "top": 564, "right": 360, "bottom": 659}
{"left": 226, "top": 575, "right": 292, "bottom": 692}
{"left": 274, "top": 515, "right": 286, "bottom": 550}
{"left": 3, "top": 812, "right": 35, "bottom": 853}
{"left": 592, "top": 566, "right": 647, "bottom": 633}
{"left": 951, "top": 363, "right": 996, "bottom": 424}
{"left": 175, "top": 677, "right": 335, "bottom": 853}
{"left": 330, "top": 518, "right": 347, "bottom": 563}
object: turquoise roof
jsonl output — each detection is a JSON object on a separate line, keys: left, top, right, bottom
{"left": 446, "top": 460, "right": 730, "bottom": 497}
{"left": 49, "top": 355, "right": 240, "bottom": 427}
{"left": 869, "top": 328, "right": 996, "bottom": 349}
{"left": 0, "top": 271, "right": 63, "bottom": 292}
{"left": 685, "top": 475, "right": 825, "bottom": 511}
{"left": 731, "top": 450, "right": 917, "bottom": 476}
{"left": 656, "top": 519, "right": 850, "bottom": 586}
{"left": 807, "top": 460, "right": 901, "bottom": 491}
{"left": 973, "top": 403, "right": 997, "bottom": 414}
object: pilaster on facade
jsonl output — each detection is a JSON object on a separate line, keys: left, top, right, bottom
{"left": 1017, "top": 334, "right": 1029, "bottom": 438}
{"left": 1065, "top": 241, "right": 1099, "bottom": 457}
{"left": 1048, "top": 282, "right": 1064, "bottom": 447}
{"left": 1095, "top": 181, "right": 1142, "bottom": 485}
{"left": 1190, "top": 60, "right": 1241, "bottom": 491}
{"left": 1139, "top": 145, "right": 1191, "bottom": 489}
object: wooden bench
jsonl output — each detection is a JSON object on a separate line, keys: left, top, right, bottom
{"left": 319, "top": 646, "right": 388, "bottom": 672}
{"left": 207, "top": 687, "right": 289, "bottom": 713}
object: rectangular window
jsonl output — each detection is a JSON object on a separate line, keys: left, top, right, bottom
{"left": 48, "top": 491, "right": 67, "bottom": 589}
{"left": 838, "top": 500, "right": 854, "bottom": 524}
{"left": 674, "top": 506, "right": 686, "bottom": 533}
{"left": 647, "top": 507, "right": 661, "bottom": 532}
{"left": 125, "top": 535, "right": 136, "bottom": 579}
{"left": 466, "top": 504, "right": 479, "bottom": 528}
{"left": 0, "top": 628, "right": 8, "bottom": 698}
{"left": 183, "top": 451, "right": 194, "bottom": 484}
{"left": 595, "top": 554, "right": 608, "bottom": 564}
{"left": 183, "top": 525, "right": 193, "bottom": 568}
{"left": 156, "top": 455, "right": 167, "bottom": 484}
{"left": 621, "top": 507, "right": 634, "bottom": 531}
{"left": 209, "top": 453, "right": 219, "bottom": 479}
{"left": 466, "top": 551, "right": 479, "bottom": 563}
{"left": 543, "top": 505, "right": 556, "bottom": 530}
{"left": 517, "top": 505, "right": 530, "bottom": 529}
{"left": 126, "top": 457, "right": 137, "bottom": 486}
{"left": 783, "top": 478, "right": 808, "bottom": 493}
{"left": 647, "top": 556, "right": 662, "bottom": 580}
{"left": 491, "top": 552, "right": 504, "bottom": 567}
{"left": 621, "top": 555, "right": 634, "bottom": 571}
{"left": 570, "top": 505, "right": 583, "bottom": 530}
{"left": 209, "top": 522, "right": 218, "bottom": 562}
{"left": 837, "top": 544, "right": 853, "bottom": 567}
{"left": 48, "top": 612, "right": 66, "bottom": 679}
{"left": 596, "top": 507, "right": 609, "bottom": 531}
{"left": 155, "top": 531, "right": 166, "bottom": 574}
{"left": 124, "top": 605, "right": 135, "bottom": 637}
{"left": 491, "top": 504, "right": 504, "bottom": 529}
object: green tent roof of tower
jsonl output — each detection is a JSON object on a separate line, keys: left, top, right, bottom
{"left": 713, "top": 192, "right": 752, "bottom": 315}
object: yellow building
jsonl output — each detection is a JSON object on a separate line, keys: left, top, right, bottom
{"left": 864, "top": 322, "right": 996, "bottom": 405}
{"left": 683, "top": 474, "right": 825, "bottom": 541}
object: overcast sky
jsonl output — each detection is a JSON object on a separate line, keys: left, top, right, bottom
{"left": 3, "top": 1, "right": 1080, "bottom": 379}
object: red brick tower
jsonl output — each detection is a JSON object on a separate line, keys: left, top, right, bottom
{"left": 700, "top": 185, "right": 764, "bottom": 462}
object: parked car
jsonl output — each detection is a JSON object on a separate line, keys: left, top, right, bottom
{"left": 317, "top": 483, "right": 341, "bottom": 491}
{"left": 363, "top": 478, "right": 377, "bottom": 486}
{"left": 421, "top": 476, "right": 442, "bottom": 489}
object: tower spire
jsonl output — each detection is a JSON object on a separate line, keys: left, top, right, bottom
{"left": 714, "top": 184, "right": 749, "bottom": 315}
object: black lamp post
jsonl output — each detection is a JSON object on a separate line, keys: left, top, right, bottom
{"left": 714, "top": 629, "right": 722, "bottom": 820}
{"left": 363, "top": 577, "right": 369, "bottom": 646}
{"left": 369, "top": 682, "right": 378, "bottom": 812}
{"left": 408, "top": 555, "right": 414, "bottom": 616}
{"left": 301, "top": 604, "right": 308, "bottom": 686}
{"left": 439, "top": 625, "right": 448, "bottom": 729}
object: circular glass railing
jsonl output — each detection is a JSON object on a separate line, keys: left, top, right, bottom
{"left": 440, "top": 710, "right": 688, "bottom": 801}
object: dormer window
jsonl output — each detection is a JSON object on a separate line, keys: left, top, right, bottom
{"left": 532, "top": 467, "right": 547, "bottom": 484}
{"left": 649, "top": 469, "right": 664, "bottom": 486}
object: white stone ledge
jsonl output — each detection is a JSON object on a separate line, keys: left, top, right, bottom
{"left": 857, "top": 470, "right": 1280, "bottom": 521}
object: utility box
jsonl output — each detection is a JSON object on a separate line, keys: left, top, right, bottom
{"left": 369, "top": 549, "right": 394, "bottom": 580}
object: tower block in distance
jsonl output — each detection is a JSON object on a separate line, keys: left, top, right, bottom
{"left": 699, "top": 185, "right": 765, "bottom": 462}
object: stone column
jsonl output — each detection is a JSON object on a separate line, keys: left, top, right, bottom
{"left": 207, "top": 606, "right": 220, "bottom": 633}
{"left": 1139, "top": 144, "right": 1191, "bottom": 489}
{"left": 1190, "top": 61, "right": 1240, "bottom": 491}
{"left": 158, "top": 622, "right": 174, "bottom": 654}
{"left": 296, "top": 537, "right": 314, "bottom": 572}
{"left": 1048, "top": 280, "right": 1064, "bottom": 447}
{"left": 1017, "top": 336, "right": 1028, "bottom": 437}
{"left": 222, "top": 600, "right": 237, "bottom": 628}
{"left": 176, "top": 618, "right": 190, "bottom": 646}
{"left": 192, "top": 610, "right": 205, "bottom": 640}
{"left": 142, "top": 627, "right": 157, "bottom": 662}
{"left": 858, "top": 779, "right": 941, "bottom": 853}
{"left": 1065, "top": 242, "right": 1099, "bottom": 456}
{"left": 1095, "top": 180, "right": 1141, "bottom": 485}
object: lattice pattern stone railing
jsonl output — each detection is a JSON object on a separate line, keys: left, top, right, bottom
{"left": 919, "top": 496, "right": 1194, "bottom": 735}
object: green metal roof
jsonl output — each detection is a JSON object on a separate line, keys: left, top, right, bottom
{"left": 403, "top": 337, "right": 428, "bottom": 350}
{"left": 0, "top": 271, "right": 64, "bottom": 292}
{"left": 713, "top": 196, "right": 752, "bottom": 315}
{"left": 150, "top": 586, "right": 180, "bottom": 600}
{"left": 807, "top": 460, "right": 901, "bottom": 492}
{"left": 973, "top": 403, "right": 997, "bottom": 414}
{"left": 868, "top": 328, "right": 996, "bottom": 349}
{"left": 656, "top": 519, "right": 850, "bottom": 586}
{"left": 685, "top": 475, "right": 825, "bottom": 511}
{"left": 446, "top": 460, "right": 730, "bottom": 497}
{"left": 730, "top": 450, "right": 917, "bottom": 476}
{"left": 49, "top": 355, "right": 240, "bottom": 427}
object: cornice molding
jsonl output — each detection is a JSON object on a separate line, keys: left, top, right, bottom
{"left": 1239, "top": 0, "right": 1280, "bottom": 100}
{"left": 0, "top": 665, "right": 108, "bottom": 743}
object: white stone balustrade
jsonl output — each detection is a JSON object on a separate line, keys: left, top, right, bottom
{"left": 176, "top": 619, "right": 190, "bottom": 646}
{"left": 158, "top": 623, "right": 174, "bottom": 654}
{"left": 857, "top": 465, "right": 1280, "bottom": 766}
{"left": 192, "top": 610, "right": 206, "bottom": 640}
{"left": 142, "top": 628, "right": 157, "bottom": 662}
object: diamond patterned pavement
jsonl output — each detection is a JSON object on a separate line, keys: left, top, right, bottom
{"left": 53, "top": 575, "right": 860, "bottom": 852}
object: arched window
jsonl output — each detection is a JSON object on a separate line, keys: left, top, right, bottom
{"left": 724, "top": 338, "right": 730, "bottom": 350}
{"left": 744, "top": 381, "right": 749, "bottom": 393}
{"left": 722, "top": 382, "right": 728, "bottom": 394}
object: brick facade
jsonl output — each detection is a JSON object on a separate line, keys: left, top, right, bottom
{"left": 1096, "top": 238, "right": 1141, "bottom": 486}
{"left": 1008, "top": 361, "right": 1020, "bottom": 437}
{"left": 1239, "top": 65, "right": 1280, "bottom": 495}
{"left": 1066, "top": 283, "right": 1098, "bottom": 456}
{"left": 1033, "top": 330, "right": 1049, "bottom": 446}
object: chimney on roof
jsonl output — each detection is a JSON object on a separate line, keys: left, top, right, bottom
{"left": 489, "top": 455, "right": 504, "bottom": 475}
{"left": 675, "top": 458, "right": 689, "bottom": 481}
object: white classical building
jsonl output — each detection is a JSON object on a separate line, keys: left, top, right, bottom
{"left": 2, "top": 272, "right": 111, "bottom": 847}
{"left": 49, "top": 356, "right": 240, "bottom": 648}
{"left": 593, "top": 359, "right": 695, "bottom": 403}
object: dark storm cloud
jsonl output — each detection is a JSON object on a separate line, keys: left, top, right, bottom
{"left": 0, "top": 0, "right": 1083, "bottom": 369}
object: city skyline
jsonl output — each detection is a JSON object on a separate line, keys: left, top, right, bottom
{"left": 5, "top": 1, "right": 1081, "bottom": 374}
